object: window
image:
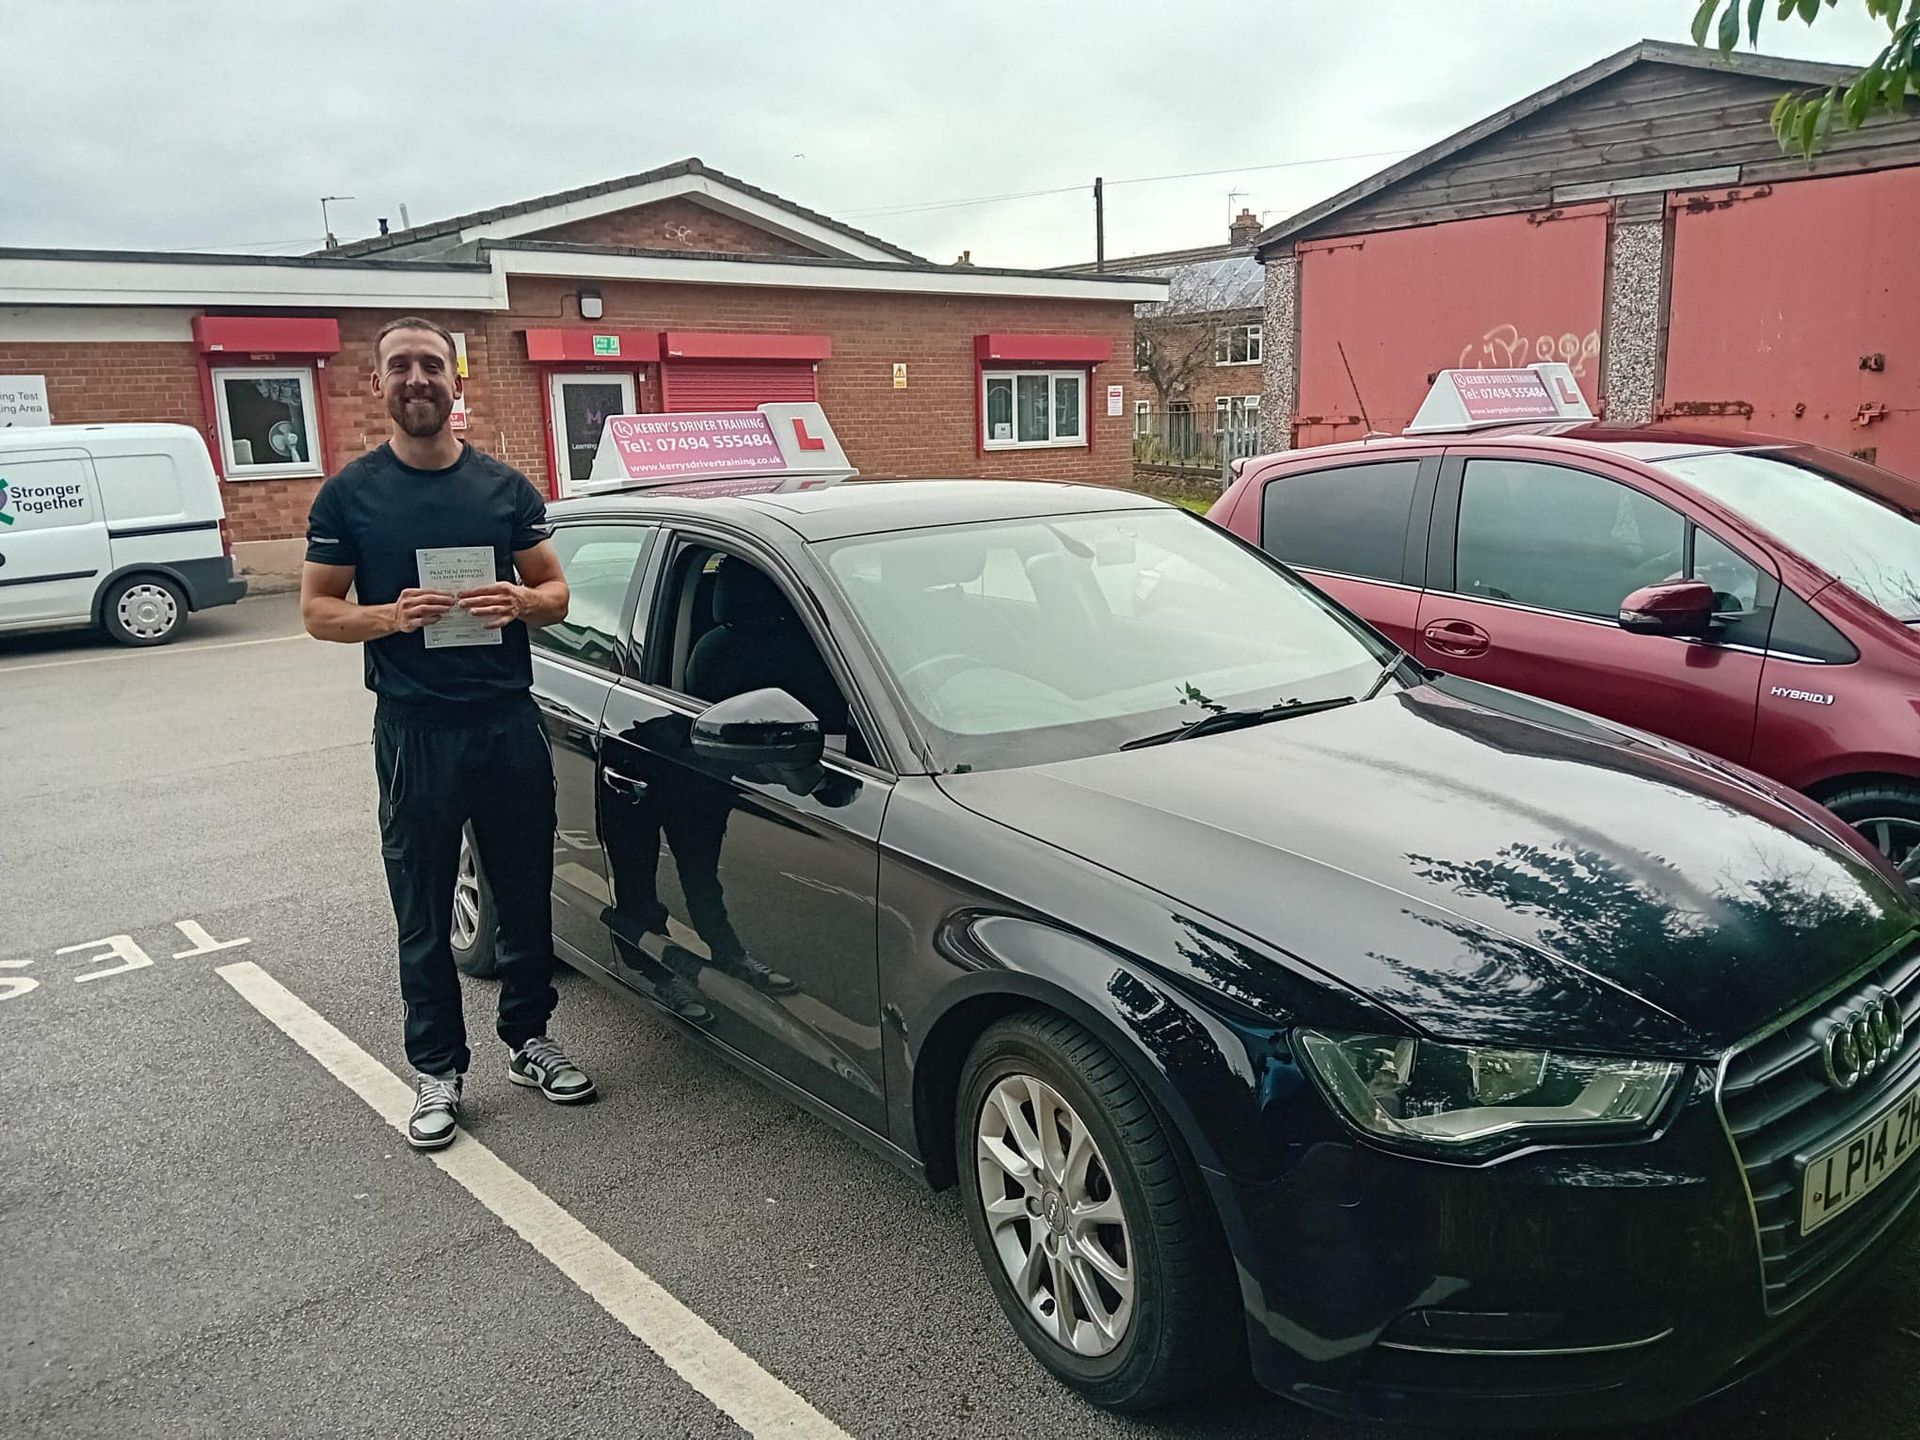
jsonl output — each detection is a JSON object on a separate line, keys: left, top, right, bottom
{"left": 1214, "top": 323, "right": 1262, "bottom": 366}
{"left": 1262, "top": 460, "right": 1421, "bottom": 584}
{"left": 1214, "top": 395, "right": 1260, "bottom": 433}
{"left": 532, "top": 523, "right": 654, "bottom": 672}
{"left": 1134, "top": 400, "right": 1151, "bottom": 438}
{"left": 1134, "top": 334, "right": 1152, "bottom": 371}
{"left": 1455, "top": 460, "right": 1685, "bottom": 619}
{"left": 211, "top": 367, "right": 322, "bottom": 478}
{"left": 1167, "top": 401, "right": 1197, "bottom": 456}
{"left": 983, "top": 370, "right": 1087, "bottom": 449}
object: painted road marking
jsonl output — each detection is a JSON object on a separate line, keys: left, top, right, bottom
{"left": 217, "top": 960, "right": 853, "bottom": 1440}
{"left": 0, "top": 633, "right": 309, "bottom": 675}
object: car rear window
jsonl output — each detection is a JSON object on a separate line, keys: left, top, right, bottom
{"left": 1657, "top": 449, "right": 1920, "bottom": 622}
{"left": 1259, "top": 459, "right": 1420, "bottom": 583}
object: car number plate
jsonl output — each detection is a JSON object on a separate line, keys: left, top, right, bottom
{"left": 1800, "top": 1075, "right": 1920, "bottom": 1235}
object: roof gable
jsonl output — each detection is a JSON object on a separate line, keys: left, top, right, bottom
{"left": 324, "top": 157, "right": 923, "bottom": 264}
{"left": 1257, "top": 40, "right": 1876, "bottom": 253}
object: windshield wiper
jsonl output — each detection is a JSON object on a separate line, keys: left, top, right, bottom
{"left": 1121, "top": 695, "right": 1357, "bottom": 750}
{"left": 1358, "top": 648, "right": 1410, "bottom": 702}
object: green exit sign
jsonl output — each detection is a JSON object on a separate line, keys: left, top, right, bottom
{"left": 592, "top": 335, "right": 620, "bottom": 356}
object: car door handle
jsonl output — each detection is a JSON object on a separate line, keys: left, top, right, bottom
{"left": 604, "top": 768, "right": 649, "bottom": 801}
{"left": 1422, "top": 619, "right": 1491, "bottom": 658}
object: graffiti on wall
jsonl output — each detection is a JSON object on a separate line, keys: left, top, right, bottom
{"left": 1459, "top": 323, "right": 1600, "bottom": 377}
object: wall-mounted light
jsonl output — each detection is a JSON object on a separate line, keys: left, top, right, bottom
{"left": 578, "top": 288, "right": 604, "bottom": 321}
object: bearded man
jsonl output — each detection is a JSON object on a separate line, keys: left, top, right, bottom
{"left": 301, "top": 316, "right": 593, "bottom": 1151}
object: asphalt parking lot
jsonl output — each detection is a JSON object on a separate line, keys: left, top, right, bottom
{"left": 4, "top": 592, "right": 1918, "bottom": 1440}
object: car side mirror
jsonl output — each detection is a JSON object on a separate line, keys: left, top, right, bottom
{"left": 691, "top": 688, "right": 825, "bottom": 772}
{"left": 1618, "top": 580, "right": 1717, "bottom": 640}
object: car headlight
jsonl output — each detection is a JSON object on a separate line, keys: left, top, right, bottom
{"left": 1295, "top": 1029, "right": 1684, "bottom": 1158}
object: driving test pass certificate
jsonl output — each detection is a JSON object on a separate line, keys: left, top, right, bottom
{"left": 415, "top": 546, "right": 502, "bottom": 649}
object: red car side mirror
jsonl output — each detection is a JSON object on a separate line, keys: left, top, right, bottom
{"left": 1618, "top": 580, "right": 1718, "bottom": 640}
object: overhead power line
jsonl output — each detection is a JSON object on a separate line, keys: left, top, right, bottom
{"left": 839, "top": 148, "right": 1406, "bottom": 221}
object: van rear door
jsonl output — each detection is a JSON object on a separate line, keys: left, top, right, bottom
{"left": 0, "top": 448, "right": 111, "bottom": 629}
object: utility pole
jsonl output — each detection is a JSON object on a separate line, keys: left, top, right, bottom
{"left": 320, "top": 195, "right": 354, "bottom": 250}
{"left": 1093, "top": 177, "right": 1105, "bottom": 272}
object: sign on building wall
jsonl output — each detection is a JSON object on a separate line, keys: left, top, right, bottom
{"left": 450, "top": 334, "right": 470, "bottom": 431}
{"left": 893, "top": 363, "right": 908, "bottom": 389}
{"left": 0, "top": 375, "right": 51, "bottom": 427}
{"left": 1106, "top": 384, "right": 1124, "bottom": 417}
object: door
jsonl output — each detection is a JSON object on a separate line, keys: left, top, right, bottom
{"left": 548, "top": 372, "right": 637, "bottom": 498}
{"left": 1255, "top": 455, "right": 1435, "bottom": 653}
{"left": 1418, "top": 453, "right": 1771, "bottom": 763}
{"left": 0, "top": 449, "right": 110, "bottom": 629}
{"left": 596, "top": 540, "right": 890, "bottom": 1130}
{"left": 530, "top": 521, "right": 659, "bottom": 967}
{"left": 658, "top": 359, "right": 817, "bottom": 412}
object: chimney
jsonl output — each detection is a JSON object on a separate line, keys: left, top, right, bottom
{"left": 378, "top": 217, "right": 390, "bottom": 236}
{"left": 953, "top": 250, "right": 973, "bottom": 266}
{"left": 1229, "top": 208, "right": 1260, "bottom": 248}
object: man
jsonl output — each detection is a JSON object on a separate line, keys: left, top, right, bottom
{"left": 302, "top": 315, "right": 593, "bottom": 1152}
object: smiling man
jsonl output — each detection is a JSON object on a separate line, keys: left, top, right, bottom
{"left": 300, "top": 315, "right": 593, "bottom": 1151}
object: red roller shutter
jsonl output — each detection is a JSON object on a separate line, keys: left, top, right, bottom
{"left": 660, "top": 360, "right": 818, "bottom": 411}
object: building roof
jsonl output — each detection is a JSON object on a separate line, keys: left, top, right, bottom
{"left": 1254, "top": 39, "right": 1857, "bottom": 255}
{"left": 322, "top": 157, "right": 926, "bottom": 264}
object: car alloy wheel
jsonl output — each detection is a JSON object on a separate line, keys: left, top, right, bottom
{"left": 975, "top": 1072, "right": 1135, "bottom": 1357}
{"left": 452, "top": 835, "right": 483, "bottom": 952}
{"left": 1851, "top": 815, "right": 1920, "bottom": 882}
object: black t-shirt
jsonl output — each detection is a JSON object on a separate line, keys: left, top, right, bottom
{"left": 305, "top": 444, "right": 550, "bottom": 708}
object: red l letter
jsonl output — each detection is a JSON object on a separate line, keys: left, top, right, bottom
{"left": 792, "top": 418, "right": 826, "bottom": 452}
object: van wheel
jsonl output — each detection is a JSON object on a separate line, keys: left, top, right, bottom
{"left": 1822, "top": 783, "right": 1920, "bottom": 885}
{"left": 451, "top": 824, "right": 500, "bottom": 979}
{"left": 103, "top": 576, "right": 186, "bottom": 646}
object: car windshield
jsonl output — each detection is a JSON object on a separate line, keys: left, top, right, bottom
{"left": 1657, "top": 448, "right": 1920, "bottom": 621}
{"left": 819, "top": 507, "right": 1394, "bottom": 770}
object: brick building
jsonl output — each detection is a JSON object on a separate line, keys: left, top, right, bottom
{"left": 1065, "top": 210, "right": 1266, "bottom": 469}
{"left": 1253, "top": 42, "right": 1920, "bottom": 473}
{"left": 0, "top": 159, "right": 1162, "bottom": 568}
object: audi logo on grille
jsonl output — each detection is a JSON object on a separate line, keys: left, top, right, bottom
{"left": 1815, "top": 989, "right": 1905, "bottom": 1091}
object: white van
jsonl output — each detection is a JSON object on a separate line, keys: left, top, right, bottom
{"left": 0, "top": 423, "right": 247, "bottom": 646}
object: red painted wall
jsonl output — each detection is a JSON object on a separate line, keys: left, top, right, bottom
{"left": 1663, "top": 168, "right": 1920, "bottom": 475}
{"left": 1294, "top": 204, "right": 1609, "bottom": 446}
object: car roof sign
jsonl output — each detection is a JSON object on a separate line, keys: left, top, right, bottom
{"left": 1405, "top": 362, "right": 1594, "bottom": 434}
{"left": 576, "top": 402, "right": 857, "bottom": 497}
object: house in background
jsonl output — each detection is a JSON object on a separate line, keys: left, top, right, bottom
{"left": 0, "top": 159, "right": 1162, "bottom": 570}
{"left": 1254, "top": 41, "right": 1920, "bottom": 472}
{"left": 1063, "top": 210, "right": 1266, "bottom": 478}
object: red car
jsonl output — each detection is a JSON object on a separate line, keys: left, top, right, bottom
{"left": 1210, "top": 422, "right": 1920, "bottom": 877}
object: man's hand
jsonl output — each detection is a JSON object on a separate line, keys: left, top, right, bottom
{"left": 393, "top": 588, "right": 458, "bottom": 634}
{"left": 457, "top": 582, "right": 535, "bottom": 630}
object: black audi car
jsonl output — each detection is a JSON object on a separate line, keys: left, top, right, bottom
{"left": 452, "top": 477, "right": 1920, "bottom": 1427}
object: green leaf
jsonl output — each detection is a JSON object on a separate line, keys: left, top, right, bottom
{"left": 1778, "top": 0, "right": 1797, "bottom": 19}
{"left": 1748, "top": 0, "right": 1767, "bottom": 42}
{"left": 1799, "top": 94, "right": 1823, "bottom": 154}
{"left": 1845, "top": 73, "right": 1875, "bottom": 127}
{"left": 1720, "top": 0, "right": 1743, "bottom": 50}
{"left": 1816, "top": 89, "right": 1837, "bottom": 147}
{"left": 1798, "top": 0, "right": 1820, "bottom": 22}
{"left": 1694, "top": 0, "right": 1723, "bottom": 46}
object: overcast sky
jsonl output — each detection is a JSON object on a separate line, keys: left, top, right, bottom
{"left": 0, "top": 1, "right": 1896, "bottom": 269}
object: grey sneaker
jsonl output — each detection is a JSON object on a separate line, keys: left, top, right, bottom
{"left": 508, "top": 1036, "right": 596, "bottom": 1104}
{"left": 408, "top": 1072, "right": 462, "bottom": 1151}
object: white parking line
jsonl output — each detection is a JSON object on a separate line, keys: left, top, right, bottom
{"left": 0, "top": 633, "right": 310, "bottom": 675}
{"left": 217, "top": 960, "right": 853, "bottom": 1440}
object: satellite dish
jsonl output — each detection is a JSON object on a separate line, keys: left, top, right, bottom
{"left": 268, "top": 420, "right": 303, "bottom": 459}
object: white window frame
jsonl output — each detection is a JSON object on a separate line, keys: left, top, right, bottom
{"left": 1214, "top": 323, "right": 1263, "bottom": 367}
{"left": 211, "top": 366, "right": 324, "bottom": 479}
{"left": 1214, "top": 394, "right": 1262, "bottom": 432}
{"left": 981, "top": 369, "right": 1089, "bottom": 451}
{"left": 1134, "top": 399, "right": 1152, "bottom": 437}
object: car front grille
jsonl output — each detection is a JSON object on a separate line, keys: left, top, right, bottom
{"left": 1716, "top": 938, "right": 1920, "bottom": 1315}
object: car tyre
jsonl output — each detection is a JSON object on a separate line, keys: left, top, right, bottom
{"left": 956, "top": 1010, "right": 1241, "bottom": 1412}
{"left": 451, "top": 824, "right": 500, "bottom": 979}
{"left": 102, "top": 574, "right": 186, "bottom": 647}
{"left": 1821, "top": 782, "right": 1920, "bottom": 883}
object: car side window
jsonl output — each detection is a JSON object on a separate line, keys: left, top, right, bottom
{"left": 531, "top": 523, "right": 654, "bottom": 673}
{"left": 1259, "top": 459, "right": 1420, "bottom": 584}
{"left": 1454, "top": 460, "right": 1685, "bottom": 619}
{"left": 1690, "top": 527, "right": 1774, "bottom": 648}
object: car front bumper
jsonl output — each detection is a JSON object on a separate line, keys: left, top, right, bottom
{"left": 1207, "top": 1074, "right": 1920, "bottom": 1428}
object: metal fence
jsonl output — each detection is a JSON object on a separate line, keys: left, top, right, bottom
{"left": 1131, "top": 407, "right": 1264, "bottom": 485}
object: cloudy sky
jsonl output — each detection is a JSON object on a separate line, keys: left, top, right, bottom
{"left": 1, "top": 1, "right": 1895, "bottom": 269}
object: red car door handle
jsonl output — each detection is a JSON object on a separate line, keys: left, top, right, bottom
{"left": 1422, "top": 619, "right": 1491, "bottom": 658}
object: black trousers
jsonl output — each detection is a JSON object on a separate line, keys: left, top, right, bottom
{"left": 373, "top": 697, "right": 557, "bottom": 1076}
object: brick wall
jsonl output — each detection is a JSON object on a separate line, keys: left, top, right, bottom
{"left": 523, "top": 199, "right": 820, "bottom": 257}
{"left": 0, "top": 340, "right": 202, "bottom": 427}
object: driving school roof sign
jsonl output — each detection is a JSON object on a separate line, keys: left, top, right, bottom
{"left": 581, "top": 402, "right": 855, "bottom": 497}
{"left": 1405, "top": 362, "right": 1594, "bottom": 434}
